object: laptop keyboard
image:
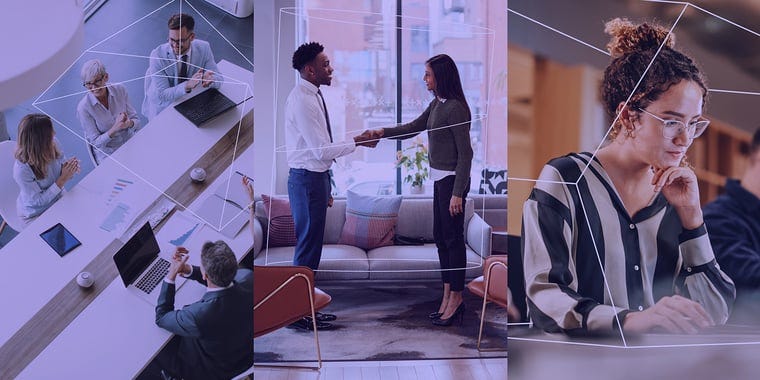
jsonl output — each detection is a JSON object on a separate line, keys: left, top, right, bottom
{"left": 134, "top": 258, "right": 170, "bottom": 293}
{"left": 181, "top": 92, "right": 235, "bottom": 124}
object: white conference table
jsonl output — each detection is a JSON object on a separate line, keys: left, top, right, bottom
{"left": 0, "top": 60, "right": 254, "bottom": 379}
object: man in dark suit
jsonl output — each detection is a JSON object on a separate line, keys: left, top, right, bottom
{"left": 153, "top": 240, "right": 252, "bottom": 380}
{"left": 704, "top": 128, "right": 760, "bottom": 324}
{"left": 142, "top": 13, "right": 222, "bottom": 120}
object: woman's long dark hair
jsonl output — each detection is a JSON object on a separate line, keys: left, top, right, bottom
{"left": 15, "top": 114, "right": 61, "bottom": 179}
{"left": 426, "top": 54, "right": 471, "bottom": 119}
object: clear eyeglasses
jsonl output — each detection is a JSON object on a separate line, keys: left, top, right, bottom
{"left": 83, "top": 75, "right": 106, "bottom": 89}
{"left": 168, "top": 35, "right": 193, "bottom": 46}
{"left": 637, "top": 107, "right": 710, "bottom": 140}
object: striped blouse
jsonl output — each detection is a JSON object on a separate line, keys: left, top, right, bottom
{"left": 521, "top": 152, "right": 735, "bottom": 334}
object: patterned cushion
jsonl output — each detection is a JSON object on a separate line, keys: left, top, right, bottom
{"left": 479, "top": 168, "right": 506, "bottom": 194}
{"left": 261, "top": 194, "right": 296, "bottom": 247}
{"left": 338, "top": 191, "right": 402, "bottom": 250}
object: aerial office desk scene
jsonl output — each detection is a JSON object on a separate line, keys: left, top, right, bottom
{"left": 509, "top": 325, "right": 760, "bottom": 380}
{"left": 0, "top": 60, "right": 253, "bottom": 379}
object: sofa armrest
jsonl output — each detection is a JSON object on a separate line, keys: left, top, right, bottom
{"left": 466, "top": 213, "right": 492, "bottom": 258}
{"left": 252, "top": 217, "right": 264, "bottom": 259}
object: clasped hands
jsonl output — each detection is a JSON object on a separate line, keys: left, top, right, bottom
{"left": 354, "top": 129, "right": 383, "bottom": 148}
{"left": 185, "top": 69, "right": 215, "bottom": 92}
{"left": 167, "top": 246, "right": 192, "bottom": 281}
{"left": 110, "top": 112, "right": 134, "bottom": 136}
{"left": 56, "top": 157, "right": 81, "bottom": 188}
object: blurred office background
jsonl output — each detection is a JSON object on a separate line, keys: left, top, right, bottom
{"left": 507, "top": 0, "right": 760, "bottom": 234}
{"left": 0, "top": 0, "right": 252, "bottom": 247}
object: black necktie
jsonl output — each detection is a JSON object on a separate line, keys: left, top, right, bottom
{"left": 178, "top": 54, "right": 188, "bottom": 84}
{"left": 317, "top": 89, "right": 333, "bottom": 143}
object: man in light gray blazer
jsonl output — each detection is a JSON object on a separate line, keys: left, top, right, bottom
{"left": 142, "top": 13, "right": 222, "bottom": 120}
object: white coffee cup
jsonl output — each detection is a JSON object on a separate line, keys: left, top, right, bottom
{"left": 77, "top": 272, "right": 94, "bottom": 288}
{"left": 190, "top": 167, "right": 206, "bottom": 182}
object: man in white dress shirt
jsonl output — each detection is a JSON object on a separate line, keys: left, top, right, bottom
{"left": 142, "top": 13, "right": 221, "bottom": 120}
{"left": 284, "top": 41, "right": 376, "bottom": 329}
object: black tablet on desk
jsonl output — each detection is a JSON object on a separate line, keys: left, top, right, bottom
{"left": 40, "top": 223, "right": 81, "bottom": 257}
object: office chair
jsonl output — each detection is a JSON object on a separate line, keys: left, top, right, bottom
{"left": 253, "top": 265, "right": 332, "bottom": 370}
{"left": 466, "top": 255, "right": 514, "bottom": 351}
{"left": 86, "top": 141, "right": 98, "bottom": 167}
{"left": 0, "top": 140, "right": 26, "bottom": 235}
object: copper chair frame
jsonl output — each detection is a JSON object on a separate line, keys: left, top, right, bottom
{"left": 253, "top": 272, "right": 323, "bottom": 370}
{"left": 476, "top": 259, "right": 508, "bottom": 352}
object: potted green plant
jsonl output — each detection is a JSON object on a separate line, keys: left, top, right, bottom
{"left": 396, "top": 137, "right": 429, "bottom": 194}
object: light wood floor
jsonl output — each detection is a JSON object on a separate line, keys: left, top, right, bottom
{"left": 252, "top": 358, "right": 507, "bottom": 380}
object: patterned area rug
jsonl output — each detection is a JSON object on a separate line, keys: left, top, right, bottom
{"left": 254, "top": 283, "right": 507, "bottom": 362}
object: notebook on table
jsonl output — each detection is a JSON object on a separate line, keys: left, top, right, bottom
{"left": 192, "top": 171, "right": 251, "bottom": 238}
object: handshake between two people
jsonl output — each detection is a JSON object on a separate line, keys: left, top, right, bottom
{"left": 353, "top": 129, "right": 384, "bottom": 148}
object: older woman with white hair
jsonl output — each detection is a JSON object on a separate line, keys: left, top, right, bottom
{"left": 76, "top": 59, "right": 140, "bottom": 165}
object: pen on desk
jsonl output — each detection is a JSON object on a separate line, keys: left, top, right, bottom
{"left": 235, "top": 170, "right": 254, "bottom": 182}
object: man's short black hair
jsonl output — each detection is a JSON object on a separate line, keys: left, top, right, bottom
{"left": 752, "top": 128, "right": 760, "bottom": 155}
{"left": 292, "top": 42, "right": 324, "bottom": 71}
{"left": 200, "top": 241, "right": 237, "bottom": 286}
{"left": 168, "top": 13, "right": 195, "bottom": 32}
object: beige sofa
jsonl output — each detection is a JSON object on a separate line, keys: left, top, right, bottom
{"left": 251, "top": 197, "right": 492, "bottom": 282}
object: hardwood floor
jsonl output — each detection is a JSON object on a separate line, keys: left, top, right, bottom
{"left": 252, "top": 358, "right": 507, "bottom": 380}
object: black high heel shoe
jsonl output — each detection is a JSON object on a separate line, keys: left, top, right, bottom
{"left": 432, "top": 303, "right": 465, "bottom": 326}
{"left": 428, "top": 311, "right": 443, "bottom": 319}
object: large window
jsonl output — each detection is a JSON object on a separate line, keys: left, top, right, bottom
{"left": 296, "top": 0, "right": 506, "bottom": 196}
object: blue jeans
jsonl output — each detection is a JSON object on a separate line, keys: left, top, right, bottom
{"left": 287, "top": 168, "right": 330, "bottom": 270}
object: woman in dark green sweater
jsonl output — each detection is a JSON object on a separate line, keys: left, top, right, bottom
{"left": 378, "top": 54, "right": 474, "bottom": 326}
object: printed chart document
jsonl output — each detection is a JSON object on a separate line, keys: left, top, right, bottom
{"left": 96, "top": 178, "right": 140, "bottom": 236}
{"left": 156, "top": 210, "right": 205, "bottom": 251}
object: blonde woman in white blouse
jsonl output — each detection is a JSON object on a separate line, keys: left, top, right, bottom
{"left": 76, "top": 59, "right": 140, "bottom": 165}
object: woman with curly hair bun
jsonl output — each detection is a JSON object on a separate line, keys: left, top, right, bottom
{"left": 521, "top": 18, "right": 735, "bottom": 335}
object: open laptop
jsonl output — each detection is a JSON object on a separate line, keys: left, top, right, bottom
{"left": 113, "top": 222, "right": 187, "bottom": 305}
{"left": 174, "top": 87, "right": 237, "bottom": 127}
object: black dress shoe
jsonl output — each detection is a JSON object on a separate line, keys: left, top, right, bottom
{"left": 288, "top": 317, "right": 333, "bottom": 331}
{"left": 428, "top": 312, "right": 443, "bottom": 319}
{"left": 432, "top": 303, "right": 465, "bottom": 326}
{"left": 315, "top": 312, "right": 337, "bottom": 322}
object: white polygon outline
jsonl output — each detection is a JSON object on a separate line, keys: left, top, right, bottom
{"left": 31, "top": 0, "right": 254, "bottom": 234}
{"left": 182, "top": 0, "right": 254, "bottom": 69}
{"left": 507, "top": 1, "right": 760, "bottom": 348}
{"left": 259, "top": 6, "right": 502, "bottom": 275}
{"left": 86, "top": 0, "right": 176, "bottom": 52}
{"left": 508, "top": 8, "right": 610, "bottom": 56}
{"left": 708, "top": 89, "right": 760, "bottom": 96}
